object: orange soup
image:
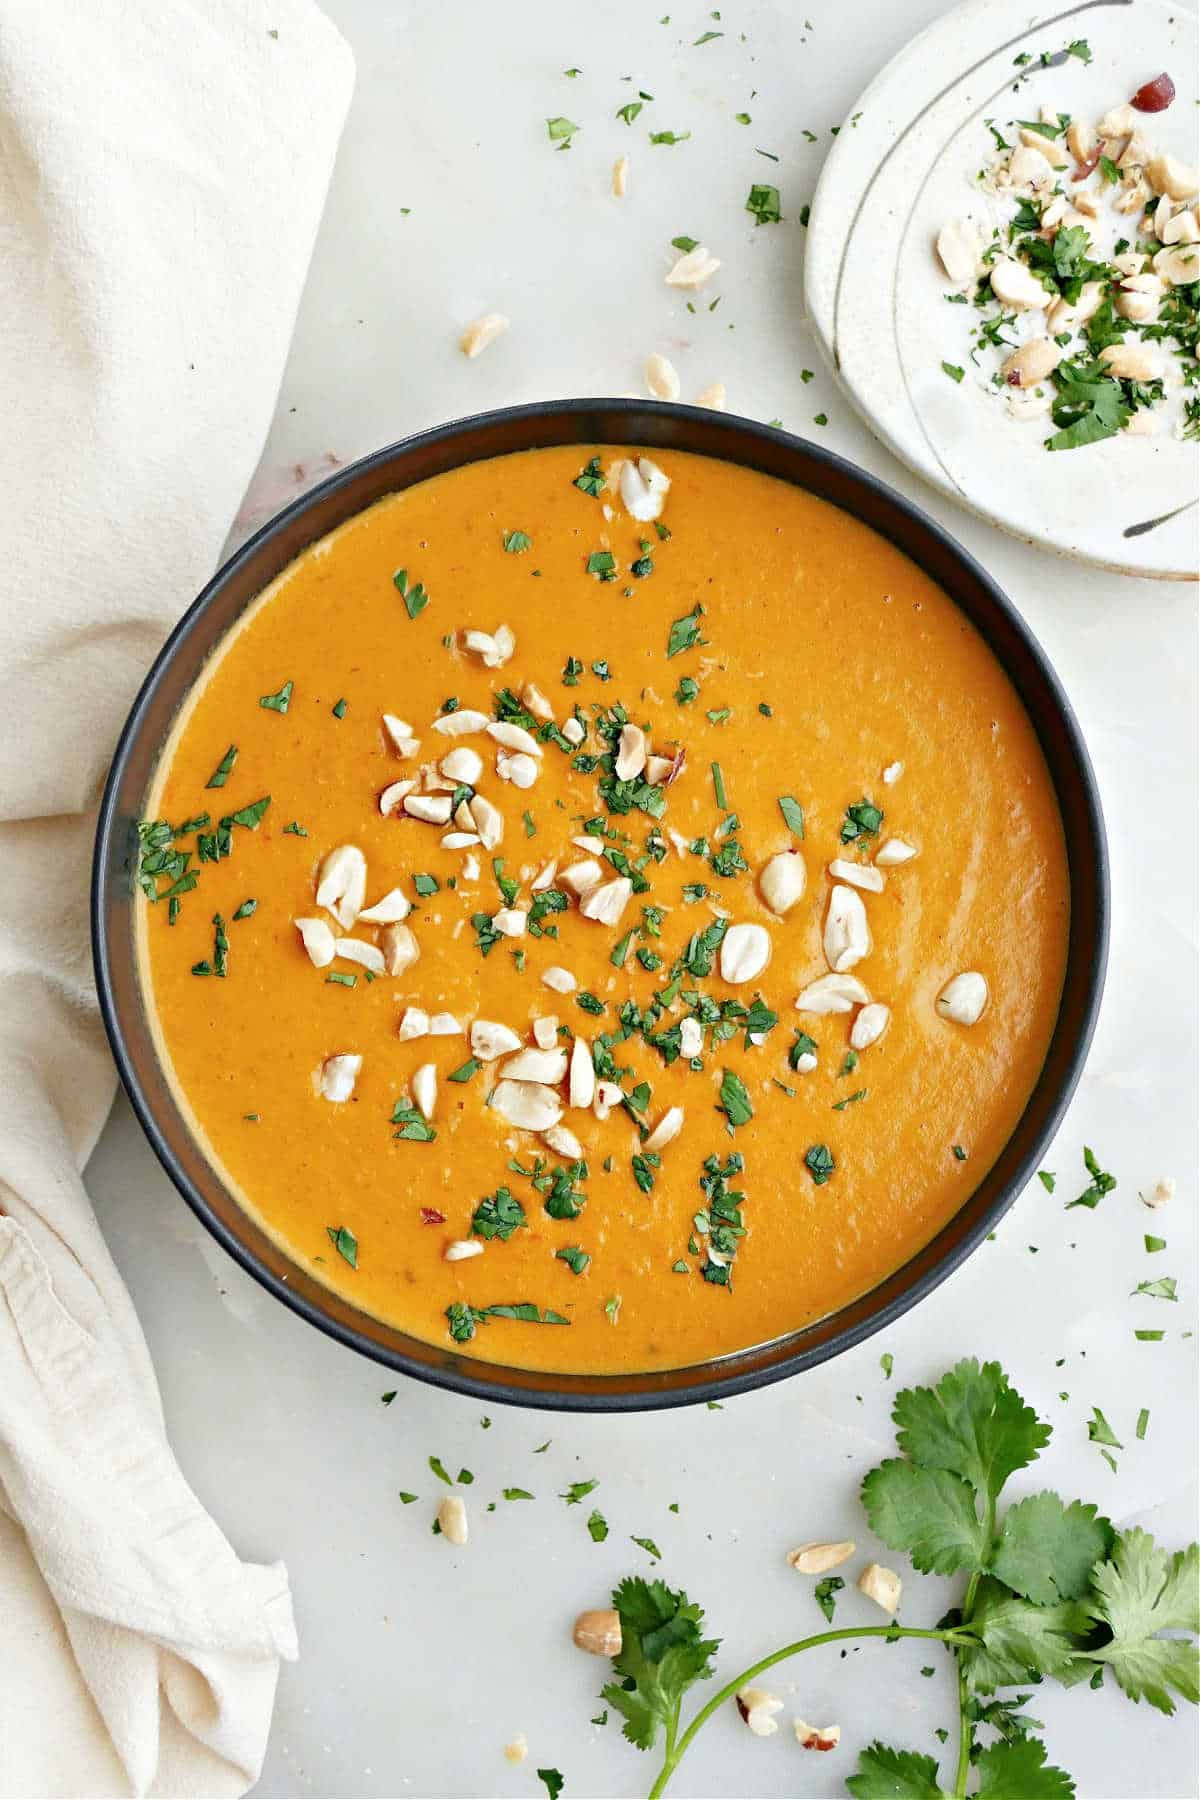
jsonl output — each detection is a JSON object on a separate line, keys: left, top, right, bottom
{"left": 138, "top": 445, "right": 1069, "bottom": 1374}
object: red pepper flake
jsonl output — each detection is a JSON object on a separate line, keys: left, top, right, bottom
{"left": 664, "top": 744, "right": 688, "bottom": 786}
{"left": 420, "top": 1207, "right": 446, "bottom": 1225}
{"left": 1131, "top": 71, "right": 1175, "bottom": 112}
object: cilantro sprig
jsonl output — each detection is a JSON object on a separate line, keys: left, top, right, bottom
{"left": 584, "top": 1359, "right": 1198, "bottom": 1799}
{"left": 602, "top": 1578, "right": 719, "bottom": 1751}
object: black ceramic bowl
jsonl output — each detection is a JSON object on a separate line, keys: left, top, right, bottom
{"left": 93, "top": 401, "right": 1108, "bottom": 1411}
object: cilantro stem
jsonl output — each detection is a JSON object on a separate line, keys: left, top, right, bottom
{"left": 645, "top": 1625, "right": 974, "bottom": 1799}
{"left": 953, "top": 1598, "right": 976, "bottom": 1797}
{"left": 953, "top": 1495, "right": 995, "bottom": 1797}
{"left": 663, "top": 1696, "right": 680, "bottom": 1765}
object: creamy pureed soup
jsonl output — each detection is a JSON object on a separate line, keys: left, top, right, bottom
{"left": 139, "top": 445, "right": 1069, "bottom": 1374}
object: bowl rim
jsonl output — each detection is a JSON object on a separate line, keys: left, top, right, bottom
{"left": 92, "top": 398, "right": 1109, "bottom": 1412}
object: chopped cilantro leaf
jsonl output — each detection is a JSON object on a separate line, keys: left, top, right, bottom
{"left": 805, "top": 1143, "right": 834, "bottom": 1184}
{"left": 1067, "top": 1145, "right": 1116, "bottom": 1211}
{"left": 1088, "top": 1405, "right": 1122, "bottom": 1451}
{"left": 667, "top": 605, "right": 706, "bottom": 658}
{"left": 391, "top": 1098, "right": 437, "bottom": 1141}
{"left": 393, "top": 568, "right": 430, "bottom": 618}
{"left": 472, "top": 1188, "right": 525, "bottom": 1241}
{"left": 573, "top": 456, "right": 606, "bottom": 497}
{"left": 205, "top": 745, "right": 238, "bottom": 788}
{"left": 1047, "top": 360, "right": 1130, "bottom": 453}
{"left": 745, "top": 183, "right": 782, "bottom": 225}
{"left": 814, "top": 1575, "right": 845, "bottom": 1621}
{"left": 325, "top": 1224, "right": 358, "bottom": 1268}
{"left": 632, "top": 1152, "right": 660, "bottom": 1193}
{"left": 841, "top": 797, "right": 883, "bottom": 843}
{"left": 226, "top": 795, "right": 271, "bottom": 830}
{"left": 1131, "top": 1277, "right": 1178, "bottom": 1302}
{"left": 719, "top": 1069, "right": 753, "bottom": 1129}
{"left": 258, "top": 680, "right": 293, "bottom": 714}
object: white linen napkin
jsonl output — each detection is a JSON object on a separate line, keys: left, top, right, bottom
{"left": 0, "top": 2, "right": 354, "bottom": 1794}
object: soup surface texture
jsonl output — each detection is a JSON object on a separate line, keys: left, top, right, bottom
{"left": 140, "top": 445, "right": 1069, "bottom": 1374}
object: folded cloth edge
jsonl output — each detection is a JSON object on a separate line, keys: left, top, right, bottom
{"left": 0, "top": 0, "right": 354, "bottom": 1792}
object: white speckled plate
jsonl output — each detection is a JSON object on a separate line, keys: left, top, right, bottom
{"left": 804, "top": 0, "right": 1198, "bottom": 578}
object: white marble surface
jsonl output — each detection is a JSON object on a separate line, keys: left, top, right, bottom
{"left": 85, "top": 3, "right": 1198, "bottom": 1796}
